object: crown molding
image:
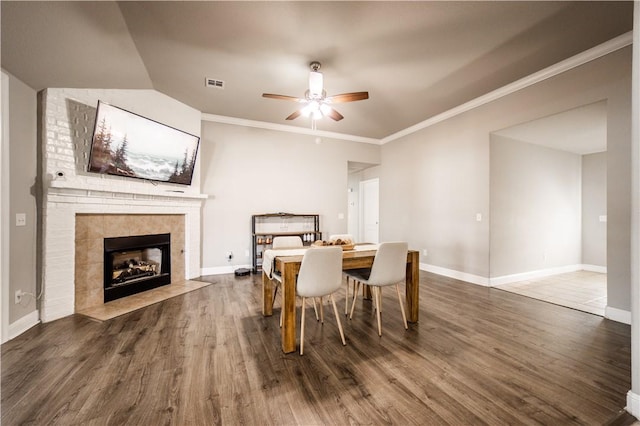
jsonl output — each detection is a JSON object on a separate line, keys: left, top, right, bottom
{"left": 380, "top": 31, "right": 632, "bottom": 144}
{"left": 201, "top": 113, "right": 381, "bottom": 145}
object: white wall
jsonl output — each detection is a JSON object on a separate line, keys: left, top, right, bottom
{"left": 7, "top": 72, "right": 37, "bottom": 325}
{"left": 380, "top": 113, "right": 491, "bottom": 278}
{"left": 1, "top": 70, "right": 38, "bottom": 334}
{"left": 627, "top": 0, "right": 639, "bottom": 414}
{"left": 582, "top": 152, "right": 607, "bottom": 267}
{"left": 1, "top": 71, "right": 9, "bottom": 342}
{"left": 380, "top": 47, "right": 631, "bottom": 311}
{"left": 490, "top": 136, "right": 582, "bottom": 278}
{"left": 199, "top": 121, "right": 380, "bottom": 272}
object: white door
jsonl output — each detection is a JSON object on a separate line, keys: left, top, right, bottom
{"left": 360, "top": 178, "right": 379, "bottom": 243}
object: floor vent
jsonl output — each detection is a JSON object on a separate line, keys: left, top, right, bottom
{"left": 205, "top": 78, "right": 225, "bottom": 89}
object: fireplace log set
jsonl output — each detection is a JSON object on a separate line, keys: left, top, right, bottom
{"left": 112, "top": 259, "right": 159, "bottom": 285}
{"left": 104, "top": 233, "right": 171, "bottom": 302}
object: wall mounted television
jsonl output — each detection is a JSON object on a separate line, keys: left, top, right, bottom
{"left": 88, "top": 101, "right": 200, "bottom": 185}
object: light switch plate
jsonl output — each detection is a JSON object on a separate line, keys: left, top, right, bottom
{"left": 15, "top": 213, "right": 26, "bottom": 227}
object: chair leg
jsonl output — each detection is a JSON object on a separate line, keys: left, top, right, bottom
{"left": 349, "top": 281, "right": 361, "bottom": 319}
{"left": 373, "top": 288, "right": 382, "bottom": 314}
{"left": 319, "top": 297, "right": 324, "bottom": 323}
{"left": 363, "top": 284, "right": 372, "bottom": 299}
{"left": 396, "top": 283, "right": 408, "bottom": 330}
{"left": 312, "top": 297, "right": 319, "bottom": 321}
{"left": 300, "top": 297, "right": 306, "bottom": 355}
{"left": 345, "top": 276, "right": 349, "bottom": 315}
{"left": 374, "top": 287, "right": 382, "bottom": 336}
{"left": 329, "top": 294, "right": 346, "bottom": 346}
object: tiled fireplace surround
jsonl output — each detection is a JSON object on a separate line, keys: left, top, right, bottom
{"left": 40, "top": 89, "right": 204, "bottom": 323}
{"left": 74, "top": 213, "right": 186, "bottom": 311}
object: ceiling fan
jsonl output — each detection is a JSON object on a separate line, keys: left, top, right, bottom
{"left": 262, "top": 61, "right": 369, "bottom": 122}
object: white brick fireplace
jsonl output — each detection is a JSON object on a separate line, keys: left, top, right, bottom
{"left": 40, "top": 88, "right": 205, "bottom": 322}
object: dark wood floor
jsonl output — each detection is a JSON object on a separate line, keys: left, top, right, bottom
{"left": 1, "top": 272, "right": 632, "bottom": 425}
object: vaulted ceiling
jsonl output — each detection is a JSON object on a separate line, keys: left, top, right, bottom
{"left": 0, "top": 1, "right": 633, "bottom": 140}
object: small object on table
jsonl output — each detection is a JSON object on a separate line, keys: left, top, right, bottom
{"left": 313, "top": 237, "right": 355, "bottom": 251}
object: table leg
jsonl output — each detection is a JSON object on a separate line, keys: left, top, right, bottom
{"left": 262, "top": 271, "right": 273, "bottom": 316}
{"left": 406, "top": 251, "right": 419, "bottom": 322}
{"left": 281, "top": 263, "right": 297, "bottom": 353}
{"left": 363, "top": 284, "right": 372, "bottom": 300}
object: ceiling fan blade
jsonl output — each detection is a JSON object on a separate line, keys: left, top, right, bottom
{"left": 325, "top": 92, "right": 369, "bottom": 103}
{"left": 285, "top": 110, "right": 302, "bottom": 120}
{"left": 262, "top": 93, "right": 303, "bottom": 102}
{"left": 325, "top": 107, "right": 344, "bottom": 121}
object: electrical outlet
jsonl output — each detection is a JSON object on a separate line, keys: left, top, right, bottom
{"left": 422, "top": 249, "right": 428, "bottom": 257}
{"left": 244, "top": 249, "right": 250, "bottom": 258}
{"left": 14, "top": 290, "right": 23, "bottom": 304}
{"left": 227, "top": 251, "right": 233, "bottom": 261}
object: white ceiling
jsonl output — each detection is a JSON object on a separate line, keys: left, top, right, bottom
{"left": 493, "top": 101, "right": 608, "bottom": 155}
{"left": 0, "top": 1, "right": 632, "bottom": 140}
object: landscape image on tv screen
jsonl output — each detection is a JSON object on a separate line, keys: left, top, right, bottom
{"left": 88, "top": 101, "right": 200, "bottom": 185}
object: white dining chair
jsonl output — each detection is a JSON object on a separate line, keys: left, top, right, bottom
{"left": 346, "top": 242, "right": 409, "bottom": 336}
{"left": 269, "top": 236, "right": 320, "bottom": 325}
{"left": 328, "top": 234, "right": 358, "bottom": 315}
{"left": 272, "top": 236, "right": 304, "bottom": 249}
{"left": 296, "top": 246, "right": 346, "bottom": 355}
{"left": 270, "top": 236, "right": 303, "bottom": 307}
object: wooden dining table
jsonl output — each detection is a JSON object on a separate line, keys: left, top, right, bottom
{"left": 262, "top": 246, "right": 420, "bottom": 353}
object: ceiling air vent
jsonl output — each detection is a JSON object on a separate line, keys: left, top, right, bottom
{"left": 205, "top": 77, "right": 225, "bottom": 89}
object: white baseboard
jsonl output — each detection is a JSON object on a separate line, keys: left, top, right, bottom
{"left": 420, "top": 263, "right": 608, "bottom": 289}
{"left": 627, "top": 390, "right": 640, "bottom": 418}
{"left": 8, "top": 309, "right": 40, "bottom": 341}
{"left": 201, "top": 264, "right": 253, "bottom": 276}
{"left": 605, "top": 306, "right": 631, "bottom": 325}
{"left": 582, "top": 264, "right": 607, "bottom": 273}
{"left": 489, "top": 264, "right": 584, "bottom": 286}
{"left": 420, "top": 263, "right": 490, "bottom": 286}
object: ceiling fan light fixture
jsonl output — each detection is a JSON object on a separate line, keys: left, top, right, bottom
{"left": 262, "top": 60, "right": 367, "bottom": 123}
{"left": 319, "top": 103, "right": 332, "bottom": 116}
{"left": 300, "top": 101, "right": 317, "bottom": 118}
{"left": 308, "top": 71, "right": 323, "bottom": 98}
{"left": 301, "top": 100, "right": 325, "bottom": 120}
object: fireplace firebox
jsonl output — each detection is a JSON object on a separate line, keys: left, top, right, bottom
{"left": 104, "top": 233, "right": 171, "bottom": 302}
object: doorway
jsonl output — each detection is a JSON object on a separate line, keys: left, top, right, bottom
{"left": 347, "top": 162, "right": 380, "bottom": 244}
{"left": 489, "top": 101, "right": 607, "bottom": 316}
{"left": 360, "top": 178, "right": 379, "bottom": 243}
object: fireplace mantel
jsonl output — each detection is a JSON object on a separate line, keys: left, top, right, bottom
{"left": 48, "top": 180, "right": 209, "bottom": 203}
